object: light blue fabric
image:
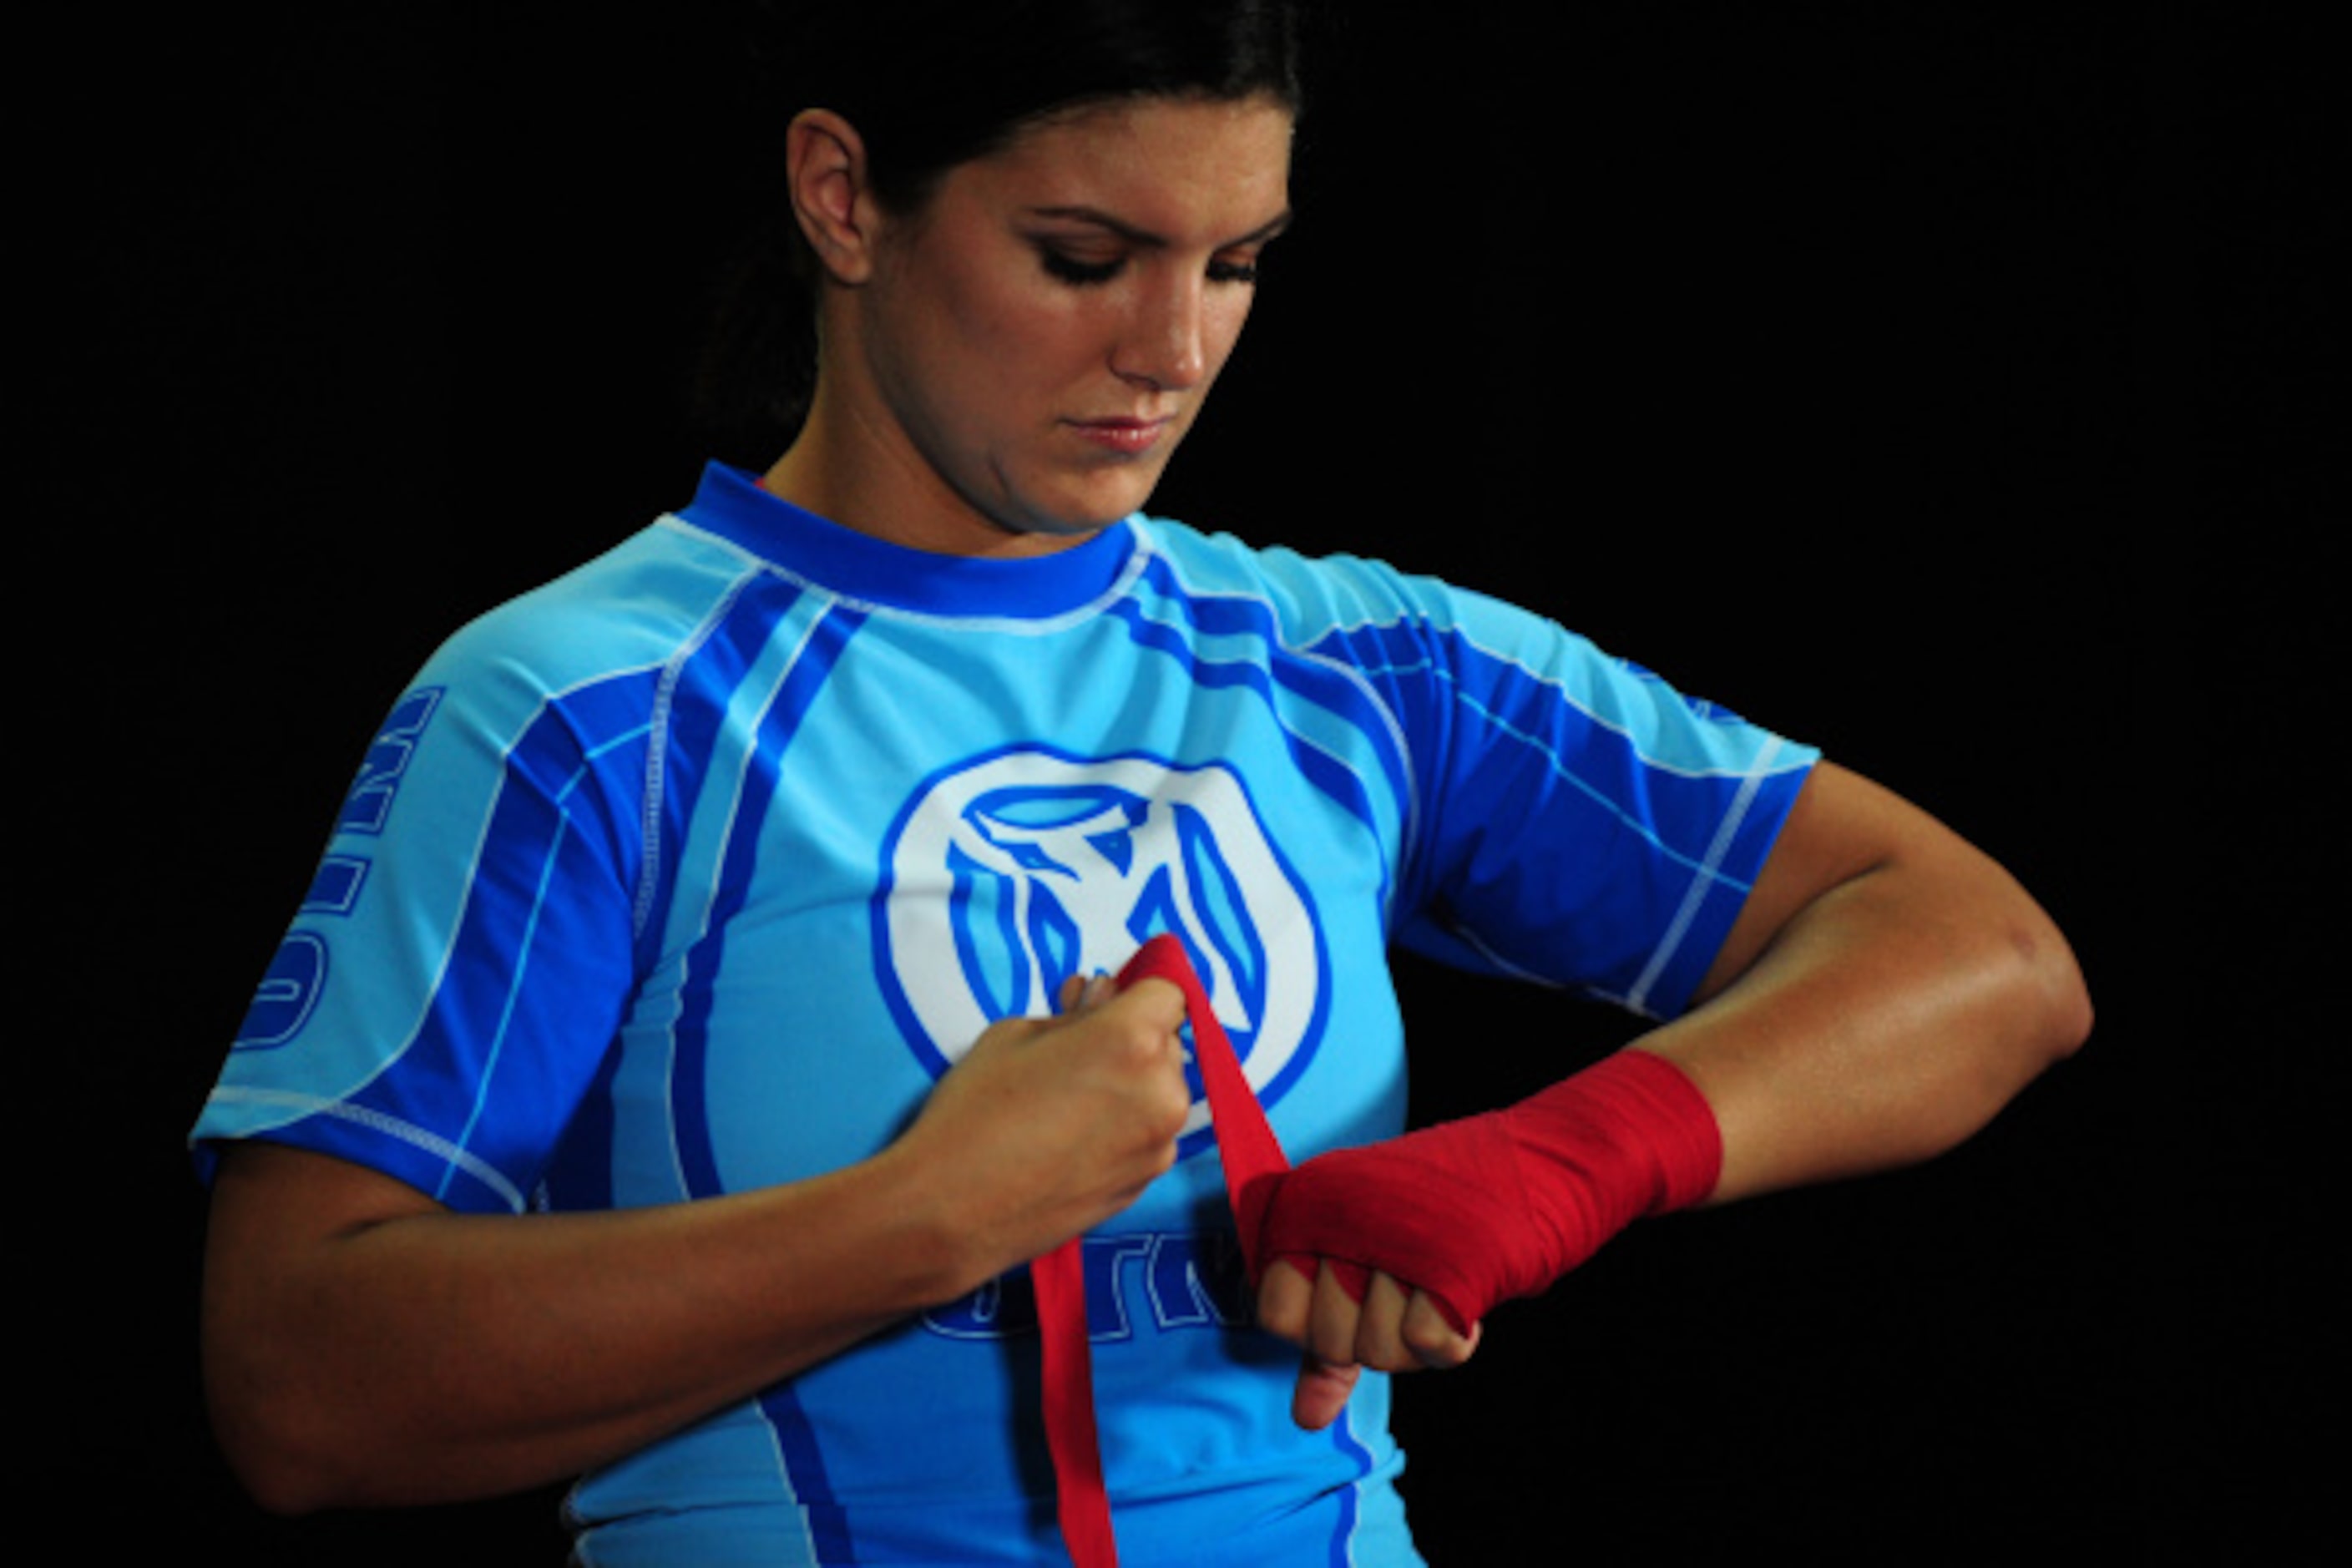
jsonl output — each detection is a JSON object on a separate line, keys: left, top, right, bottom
{"left": 194, "top": 463, "right": 1816, "bottom": 1564}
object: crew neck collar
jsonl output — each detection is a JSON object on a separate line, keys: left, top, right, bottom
{"left": 673, "top": 463, "right": 1144, "bottom": 621}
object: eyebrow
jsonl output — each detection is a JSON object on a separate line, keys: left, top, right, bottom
{"left": 1025, "top": 205, "right": 1296, "bottom": 250}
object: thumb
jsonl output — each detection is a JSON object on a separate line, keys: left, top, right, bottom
{"left": 1291, "top": 1354, "right": 1361, "bottom": 1431}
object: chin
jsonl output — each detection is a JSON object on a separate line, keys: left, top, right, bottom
{"left": 1004, "top": 473, "right": 1166, "bottom": 539}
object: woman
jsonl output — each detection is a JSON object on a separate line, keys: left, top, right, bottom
{"left": 194, "top": 3, "right": 2091, "bottom": 1562}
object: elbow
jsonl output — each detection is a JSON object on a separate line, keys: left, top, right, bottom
{"left": 1907, "top": 902, "right": 2092, "bottom": 1168}
{"left": 2011, "top": 904, "right": 2094, "bottom": 1072}
{"left": 1888, "top": 926, "right": 2090, "bottom": 1177}
{"left": 202, "top": 1291, "right": 382, "bottom": 1517}
{"left": 204, "top": 1352, "right": 348, "bottom": 1517}
{"left": 210, "top": 1423, "right": 331, "bottom": 1519}
{"left": 221, "top": 1453, "right": 341, "bottom": 1521}
{"left": 2049, "top": 953, "right": 2094, "bottom": 1064}
{"left": 1920, "top": 907, "right": 2090, "bottom": 1168}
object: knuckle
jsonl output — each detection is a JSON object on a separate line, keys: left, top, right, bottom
{"left": 1308, "top": 1294, "right": 1361, "bottom": 1367}
{"left": 1125, "top": 976, "right": 1186, "bottom": 1022}
{"left": 1400, "top": 1319, "right": 1452, "bottom": 1362}
{"left": 1104, "top": 1013, "right": 1176, "bottom": 1068}
{"left": 1310, "top": 1323, "right": 1357, "bottom": 1368}
{"left": 1254, "top": 1262, "right": 1311, "bottom": 1342}
{"left": 1401, "top": 1311, "right": 1470, "bottom": 1367}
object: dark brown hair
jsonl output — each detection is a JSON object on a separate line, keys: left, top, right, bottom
{"left": 693, "top": 0, "right": 1313, "bottom": 463}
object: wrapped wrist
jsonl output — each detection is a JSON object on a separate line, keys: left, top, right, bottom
{"left": 1256, "top": 1049, "right": 1722, "bottom": 1334}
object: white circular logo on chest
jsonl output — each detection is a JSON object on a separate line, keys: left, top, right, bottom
{"left": 876, "top": 748, "right": 1324, "bottom": 1143}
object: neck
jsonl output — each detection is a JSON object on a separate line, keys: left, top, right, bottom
{"left": 761, "top": 385, "right": 1095, "bottom": 561}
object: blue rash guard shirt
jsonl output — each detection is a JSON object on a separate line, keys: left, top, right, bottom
{"left": 193, "top": 463, "right": 1817, "bottom": 1565}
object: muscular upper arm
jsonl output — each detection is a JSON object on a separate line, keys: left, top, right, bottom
{"left": 202, "top": 1142, "right": 453, "bottom": 1380}
{"left": 200, "top": 1146, "right": 449, "bottom": 1485}
{"left": 1692, "top": 760, "right": 1992, "bottom": 1005}
{"left": 205, "top": 1142, "right": 448, "bottom": 1269}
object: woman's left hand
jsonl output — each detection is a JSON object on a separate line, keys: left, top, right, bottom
{"left": 1255, "top": 1257, "right": 1481, "bottom": 1429}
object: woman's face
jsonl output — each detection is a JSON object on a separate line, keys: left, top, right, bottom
{"left": 821, "top": 94, "right": 1296, "bottom": 554}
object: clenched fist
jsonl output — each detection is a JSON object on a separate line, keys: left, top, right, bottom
{"left": 893, "top": 974, "right": 1192, "bottom": 1287}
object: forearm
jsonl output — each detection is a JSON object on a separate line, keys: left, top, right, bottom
{"left": 1255, "top": 765, "right": 2090, "bottom": 1420}
{"left": 1639, "top": 823, "right": 2092, "bottom": 1205}
{"left": 203, "top": 1141, "right": 983, "bottom": 1515}
{"left": 203, "top": 981, "right": 1192, "bottom": 1515}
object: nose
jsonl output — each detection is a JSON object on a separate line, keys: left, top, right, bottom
{"left": 1113, "top": 274, "right": 1210, "bottom": 393}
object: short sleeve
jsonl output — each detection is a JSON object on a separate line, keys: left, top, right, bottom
{"left": 1349, "top": 574, "right": 1817, "bottom": 1018}
{"left": 189, "top": 636, "right": 657, "bottom": 1213}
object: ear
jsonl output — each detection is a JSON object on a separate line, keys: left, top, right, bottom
{"left": 787, "top": 109, "right": 882, "bottom": 286}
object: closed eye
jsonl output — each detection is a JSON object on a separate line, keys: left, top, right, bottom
{"left": 1038, "top": 249, "right": 1266, "bottom": 289}
{"left": 1027, "top": 205, "right": 1290, "bottom": 291}
{"left": 1039, "top": 249, "right": 1125, "bottom": 287}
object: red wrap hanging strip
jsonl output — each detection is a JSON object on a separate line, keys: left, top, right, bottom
{"left": 1031, "top": 933, "right": 1287, "bottom": 1567}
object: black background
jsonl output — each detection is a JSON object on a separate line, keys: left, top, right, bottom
{"left": 33, "top": 3, "right": 2332, "bottom": 1560}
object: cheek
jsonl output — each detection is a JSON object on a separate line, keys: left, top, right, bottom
{"left": 940, "top": 280, "right": 1104, "bottom": 406}
{"left": 883, "top": 235, "right": 1030, "bottom": 367}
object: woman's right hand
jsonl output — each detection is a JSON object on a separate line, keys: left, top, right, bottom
{"left": 200, "top": 974, "right": 1191, "bottom": 1516}
{"left": 892, "top": 973, "right": 1193, "bottom": 1281}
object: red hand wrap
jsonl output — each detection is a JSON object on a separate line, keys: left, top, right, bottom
{"left": 1033, "top": 938, "right": 1722, "bottom": 1568}
{"left": 1256, "top": 1050, "right": 1723, "bottom": 1336}
{"left": 1033, "top": 935, "right": 1292, "bottom": 1568}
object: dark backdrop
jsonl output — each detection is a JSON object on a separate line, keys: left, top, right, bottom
{"left": 33, "top": 3, "right": 2329, "bottom": 1560}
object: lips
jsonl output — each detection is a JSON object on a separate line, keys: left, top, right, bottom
{"left": 1066, "top": 416, "right": 1176, "bottom": 456}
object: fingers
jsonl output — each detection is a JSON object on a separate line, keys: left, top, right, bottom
{"left": 1402, "top": 1291, "right": 1480, "bottom": 1369}
{"left": 1017, "top": 974, "right": 1187, "bottom": 1088}
{"left": 1309, "top": 1262, "right": 1378, "bottom": 1368}
{"left": 1056, "top": 970, "right": 1188, "bottom": 1053}
{"left": 1097, "top": 974, "right": 1187, "bottom": 1033}
{"left": 1082, "top": 976, "right": 1191, "bottom": 1109}
{"left": 1055, "top": 976, "right": 1191, "bottom": 1151}
{"left": 1292, "top": 1354, "right": 1361, "bottom": 1432}
{"left": 1345, "top": 1273, "right": 1431, "bottom": 1373}
{"left": 1257, "top": 1258, "right": 1482, "bottom": 1427}
{"left": 909, "top": 969, "right": 1193, "bottom": 1269}
{"left": 1339, "top": 1274, "right": 1480, "bottom": 1372}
